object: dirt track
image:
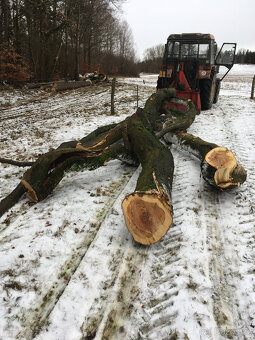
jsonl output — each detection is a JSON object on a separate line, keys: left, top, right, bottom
{"left": 0, "top": 67, "right": 255, "bottom": 339}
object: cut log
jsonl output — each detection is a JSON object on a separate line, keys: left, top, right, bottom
{"left": 21, "top": 143, "right": 125, "bottom": 203}
{"left": 164, "top": 131, "right": 247, "bottom": 189}
{"left": 122, "top": 108, "right": 174, "bottom": 245}
{"left": 204, "top": 147, "right": 246, "bottom": 189}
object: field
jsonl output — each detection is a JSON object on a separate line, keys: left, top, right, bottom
{"left": 0, "top": 64, "right": 255, "bottom": 339}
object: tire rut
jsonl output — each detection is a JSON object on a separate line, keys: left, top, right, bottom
{"left": 15, "top": 169, "right": 136, "bottom": 339}
{"left": 192, "top": 99, "right": 255, "bottom": 339}
{"left": 136, "top": 150, "right": 216, "bottom": 339}
{"left": 32, "top": 168, "right": 148, "bottom": 340}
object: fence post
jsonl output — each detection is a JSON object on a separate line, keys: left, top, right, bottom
{"left": 111, "top": 77, "right": 116, "bottom": 115}
{"left": 136, "top": 85, "right": 139, "bottom": 108}
{"left": 251, "top": 75, "right": 255, "bottom": 99}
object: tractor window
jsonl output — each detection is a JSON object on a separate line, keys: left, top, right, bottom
{"left": 167, "top": 42, "right": 174, "bottom": 57}
{"left": 189, "top": 44, "right": 198, "bottom": 56}
{"left": 199, "top": 44, "right": 209, "bottom": 58}
{"left": 215, "top": 43, "right": 236, "bottom": 66}
{"left": 181, "top": 44, "right": 189, "bottom": 57}
{"left": 173, "top": 42, "right": 180, "bottom": 57}
{"left": 181, "top": 43, "right": 198, "bottom": 58}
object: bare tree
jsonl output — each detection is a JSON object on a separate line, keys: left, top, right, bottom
{"left": 0, "top": 0, "right": 137, "bottom": 82}
{"left": 141, "top": 44, "right": 165, "bottom": 73}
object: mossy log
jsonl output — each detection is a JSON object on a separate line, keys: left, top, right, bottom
{"left": 0, "top": 143, "right": 126, "bottom": 216}
{"left": 164, "top": 131, "right": 247, "bottom": 189}
{"left": 122, "top": 108, "right": 174, "bottom": 245}
{"left": 156, "top": 98, "right": 197, "bottom": 138}
{"left": 21, "top": 143, "right": 125, "bottom": 202}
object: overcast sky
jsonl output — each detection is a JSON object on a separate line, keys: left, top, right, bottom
{"left": 122, "top": 0, "right": 255, "bottom": 60}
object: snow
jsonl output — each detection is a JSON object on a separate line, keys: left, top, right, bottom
{"left": 0, "top": 65, "right": 255, "bottom": 339}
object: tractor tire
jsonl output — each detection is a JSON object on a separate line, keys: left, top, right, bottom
{"left": 157, "top": 77, "right": 172, "bottom": 90}
{"left": 213, "top": 78, "right": 221, "bottom": 104}
{"left": 199, "top": 70, "right": 216, "bottom": 110}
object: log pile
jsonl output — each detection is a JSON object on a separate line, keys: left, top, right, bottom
{"left": 0, "top": 89, "right": 247, "bottom": 245}
{"left": 27, "top": 73, "right": 108, "bottom": 92}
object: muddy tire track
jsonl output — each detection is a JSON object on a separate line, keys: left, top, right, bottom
{"left": 6, "top": 170, "right": 136, "bottom": 339}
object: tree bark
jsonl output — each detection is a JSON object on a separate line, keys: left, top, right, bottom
{"left": 156, "top": 98, "right": 197, "bottom": 138}
{"left": 0, "top": 142, "right": 126, "bottom": 218}
{"left": 0, "top": 183, "right": 25, "bottom": 218}
{"left": 164, "top": 131, "right": 247, "bottom": 190}
{"left": 0, "top": 157, "right": 33, "bottom": 167}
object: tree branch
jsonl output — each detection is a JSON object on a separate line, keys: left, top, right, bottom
{"left": 0, "top": 157, "right": 34, "bottom": 167}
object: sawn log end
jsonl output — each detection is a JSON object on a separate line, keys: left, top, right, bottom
{"left": 204, "top": 147, "right": 247, "bottom": 189}
{"left": 122, "top": 191, "right": 173, "bottom": 246}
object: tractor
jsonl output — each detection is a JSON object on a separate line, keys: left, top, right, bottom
{"left": 157, "top": 33, "right": 236, "bottom": 113}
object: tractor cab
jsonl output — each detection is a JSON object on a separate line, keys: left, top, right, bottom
{"left": 157, "top": 33, "right": 236, "bottom": 113}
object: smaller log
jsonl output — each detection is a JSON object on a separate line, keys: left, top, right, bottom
{"left": 0, "top": 157, "right": 34, "bottom": 167}
{"left": 77, "top": 121, "right": 125, "bottom": 152}
{"left": 0, "top": 183, "right": 25, "bottom": 218}
{"left": 203, "top": 147, "right": 246, "bottom": 189}
{"left": 164, "top": 132, "right": 247, "bottom": 190}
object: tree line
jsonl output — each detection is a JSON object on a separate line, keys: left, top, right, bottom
{"left": 138, "top": 44, "right": 164, "bottom": 74}
{"left": 235, "top": 49, "right": 255, "bottom": 64}
{"left": 0, "top": 0, "right": 138, "bottom": 83}
{"left": 1, "top": 0, "right": 254, "bottom": 86}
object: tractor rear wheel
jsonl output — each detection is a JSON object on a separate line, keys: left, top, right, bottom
{"left": 199, "top": 70, "right": 216, "bottom": 110}
{"left": 213, "top": 78, "right": 221, "bottom": 104}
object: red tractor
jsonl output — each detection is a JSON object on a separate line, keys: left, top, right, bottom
{"left": 157, "top": 33, "right": 236, "bottom": 113}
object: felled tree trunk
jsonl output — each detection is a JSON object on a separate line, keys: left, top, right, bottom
{"left": 164, "top": 131, "right": 247, "bottom": 190}
{"left": 0, "top": 143, "right": 126, "bottom": 217}
{"left": 122, "top": 108, "right": 174, "bottom": 245}
{"left": 21, "top": 143, "right": 126, "bottom": 202}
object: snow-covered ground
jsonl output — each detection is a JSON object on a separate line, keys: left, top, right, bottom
{"left": 0, "top": 64, "right": 255, "bottom": 340}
